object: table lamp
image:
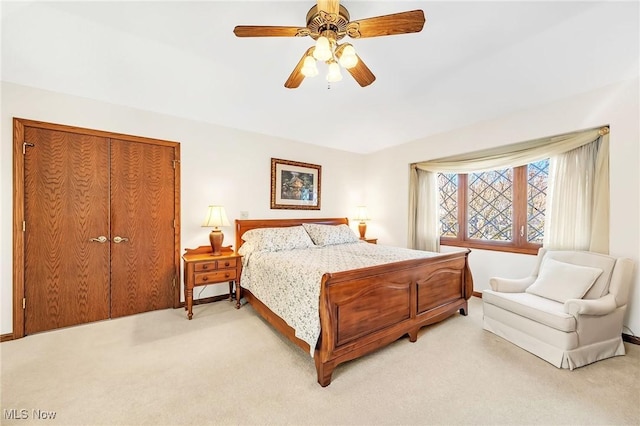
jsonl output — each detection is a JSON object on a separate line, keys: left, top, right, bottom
{"left": 354, "top": 206, "right": 370, "bottom": 239}
{"left": 202, "top": 205, "right": 230, "bottom": 255}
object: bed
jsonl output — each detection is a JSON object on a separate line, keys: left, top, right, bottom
{"left": 235, "top": 218, "right": 473, "bottom": 386}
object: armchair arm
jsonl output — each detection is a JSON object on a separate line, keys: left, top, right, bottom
{"left": 564, "top": 294, "right": 617, "bottom": 316}
{"left": 489, "top": 276, "right": 536, "bottom": 293}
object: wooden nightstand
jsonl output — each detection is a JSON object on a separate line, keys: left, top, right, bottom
{"left": 182, "top": 245, "right": 242, "bottom": 319}
{"left": 363, "top": 238, "right": 378, "bottom": 244}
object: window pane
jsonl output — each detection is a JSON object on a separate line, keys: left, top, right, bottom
{"left": 527, "top": 159, "right": 549, "bottom": 244}
{"left": 438, "top": 173, "right": 458, "bottom": 237}
{"left": 468, "top": 169, "right": 513, "bottom": 241}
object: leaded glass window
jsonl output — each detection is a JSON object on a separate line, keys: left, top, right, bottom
{"left": 437, "top": 159, "right": 549, "bottom": 254}
{"left": 468, "top": 169, "right": 513, "bottom": 241}
{"left": 438, "top": 173, "right": 458, "bottom": 237}
{"left": 527, "top": 160, "right": 548, "bottom": 244}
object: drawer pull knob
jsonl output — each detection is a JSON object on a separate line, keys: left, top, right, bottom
{"left": 202, "top": 265, "right": 208, "bottom": 270}
{"left": 224, "top": 262, "right": 230, "bottom": 266}
{"left": 202, "top": 276, "right": 208, "bottom": 281}
{"left": 225, "top": 273, "right": 230, "bottom": 278}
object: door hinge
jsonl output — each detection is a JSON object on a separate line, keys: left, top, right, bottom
{"left": 23, "top": 142, "right": 35, "bottom": 154}
{"left": 23, "top": 221, "right": 26, "bottom": 232}
{"left": 172, "top": 277, "right": 176, "bottom": 289}
{"left": 173, "top": 219, "right": 176, "bottom": 228}
{"left": 172, "top": 159, "right": 180, "bottom": 169}
{"left": 23, "top": 298, "right": 26, "bottom": 309}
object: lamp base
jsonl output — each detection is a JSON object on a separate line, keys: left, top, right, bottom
{"left": 209, "top": 229, "right": 224, "bottom": 256}
{"left": 358, "top": 221, "right": 367, "bottom": 239}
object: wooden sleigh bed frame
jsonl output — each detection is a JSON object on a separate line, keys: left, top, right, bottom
{"left": 235, "top": 218, "right": 473, "bottom": 387}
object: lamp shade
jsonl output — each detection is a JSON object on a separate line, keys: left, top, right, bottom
{"left": 202, "top": 205, "right": 230, "bottom": 228}
{"left": 354, "top": 206, "right": 370, "bottom": 222}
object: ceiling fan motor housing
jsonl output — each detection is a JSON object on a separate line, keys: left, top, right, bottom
{"left": 305, "top": 5, "right": 351, "bottom": 41}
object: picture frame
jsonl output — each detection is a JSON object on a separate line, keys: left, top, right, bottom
{"left": 270, "top": 158, "right": 321, "bottom": 210}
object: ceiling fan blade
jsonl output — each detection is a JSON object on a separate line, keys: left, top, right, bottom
{"left": 335, "top": 43, "right": 375, "bottom": 87}
{"left": 233, "top": 26, "right": 305, "bottom": 37}
{"left": 284, "top": 47, "right": 315, "bottom": 89}
{"left": 346, "top": 55, "right": 376, "bottom": 87}
{"left": 317, "top": 0, "right": 340, "bottom": 16}
{"left": 348, "top": 10, "right": 425, "bottom": 38}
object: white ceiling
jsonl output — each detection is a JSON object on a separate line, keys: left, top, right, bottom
{"left": 2, "top": 1, "right": 638, "bottom": 154}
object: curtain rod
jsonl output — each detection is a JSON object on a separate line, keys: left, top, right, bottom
{"left": 599, "top": 126, "right": 610, "bottom": 136}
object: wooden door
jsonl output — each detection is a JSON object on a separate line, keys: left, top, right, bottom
{"left": 109, "top": 139, "right": 176, "bottom": 317}
{"left": 23, "top": 127, "right": 111, "bottom": 334}
{"left": 15, "top": 118, "right": 181, "bottom": 338}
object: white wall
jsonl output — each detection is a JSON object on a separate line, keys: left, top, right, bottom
{"left": 3, "top": 78, "right": 639, "bottom": 337}
{"left": 365, "top": 77, "right": 640, "bottom": 334}
{"left": 0, "top": 82, "right": 366, "bottom": 334}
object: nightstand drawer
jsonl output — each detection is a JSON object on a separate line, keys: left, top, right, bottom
{"left": 195, "top": 261, "right": 217, "bottom": 272}
{"left": 218, "top": 258, "right": 237, "bottom": 269}
{"left": 195, "top": 269, "right": 237, "bottom": 285}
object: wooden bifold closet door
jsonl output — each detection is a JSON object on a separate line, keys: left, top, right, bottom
{"left": 109, "top": 139, "right": 176, "bottom": 318}
{"left": 15, "top": 119, "right": 180, "bottom": 336}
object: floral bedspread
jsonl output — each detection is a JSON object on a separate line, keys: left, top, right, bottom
{"left": 239, "top": 242, "right": 437, "bottom": 356}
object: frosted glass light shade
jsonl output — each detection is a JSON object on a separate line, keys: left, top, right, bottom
{"left": 313, "top": 36, "right": 332, "bottom": 61}
{"left": 338, "top": 45, "right": 358, "bottom": 69}
{"left": 301, "top": 56, "right": 319, "bottom": 77}
{"left": 326, "top": 61, "right": 342, "bottom": 82}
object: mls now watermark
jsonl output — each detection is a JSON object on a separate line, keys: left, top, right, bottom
{"left": 4, "top": 409, "right": 57, "bottom": 420}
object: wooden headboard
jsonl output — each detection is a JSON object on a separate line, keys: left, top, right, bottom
{"left": 235, "top": 217, "right": 349, "bottom": 251}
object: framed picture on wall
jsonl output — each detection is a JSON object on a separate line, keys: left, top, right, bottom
{"left": 270, "top": 158, "right": 321, "bottom": 210}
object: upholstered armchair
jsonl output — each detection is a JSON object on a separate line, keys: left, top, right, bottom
{"left": 482, "top": 248, "right": 635, "bottom": 369}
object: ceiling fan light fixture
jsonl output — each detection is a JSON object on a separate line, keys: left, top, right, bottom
{"left": 338, "top": 45, "right": 358, "bottom": 69}
{"left": 326, "top": 61, "right": 342, "bottom": 82}
{"left": 235, "top": 3, "right": 425, "bottom": 89}
{"left": 313, "top": 36, "right": 332, "bottom": 61}
{"left": 301, "top": 56, "right": 319, "bottom": 77}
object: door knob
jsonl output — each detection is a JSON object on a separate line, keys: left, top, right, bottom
{"left": 113, "top": 236, "right": 129, "bottom": 244}
{"left": 89, "top": 236, "right": 108, "bottom": 243}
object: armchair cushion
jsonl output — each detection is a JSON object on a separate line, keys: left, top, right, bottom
{"left": 483, "top": 290, "right": 576, "bottom": 332}
{"left": 525, "top": 258, "right": 603, "bottom": 303}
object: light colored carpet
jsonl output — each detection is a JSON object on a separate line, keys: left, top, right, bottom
{"left": 1, "top": 297, "right": 639, "bottom": 426}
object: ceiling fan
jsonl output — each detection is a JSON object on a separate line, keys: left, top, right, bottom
{"left": 233, "top": 0, "right": 426, "bottom": 89}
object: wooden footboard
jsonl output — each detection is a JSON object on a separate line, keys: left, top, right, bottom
{"left": 314, "top": 250, "right": 472, "bottom": 386}
{"left": 234, "top": 218, "right": 473, "bottom": 387}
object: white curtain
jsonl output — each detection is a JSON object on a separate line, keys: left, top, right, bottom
{"left": 544, "top": 134, "right": 609, "bottom": 252}
{"left": 409, "top": 167, "right": 439, "bottom": 251}
{"left": 409, "top": 127, "right": 609, "bottom": 253}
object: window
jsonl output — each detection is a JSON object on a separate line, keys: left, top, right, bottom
{"left": 438, "top": 159, "right": 549, "bottom": 254}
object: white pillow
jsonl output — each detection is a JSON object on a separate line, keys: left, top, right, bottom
{"left": 240, "top": 226, "right": 314, "bottom": 252}
{"left": 237, "top": 241, "right": 256, "bottom": 257}
{"left": 302, "top": 223, "right": 360, "bottom": 246}
{"left": 525, "top": 257, "right": 603, "bottom": 303}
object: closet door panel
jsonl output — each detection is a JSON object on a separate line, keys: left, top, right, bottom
{"left": 110, "top": 139, "right": 175, "bottom": 317}
{"left": 24, "top": 127, "right": 110, "bottom": 334}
